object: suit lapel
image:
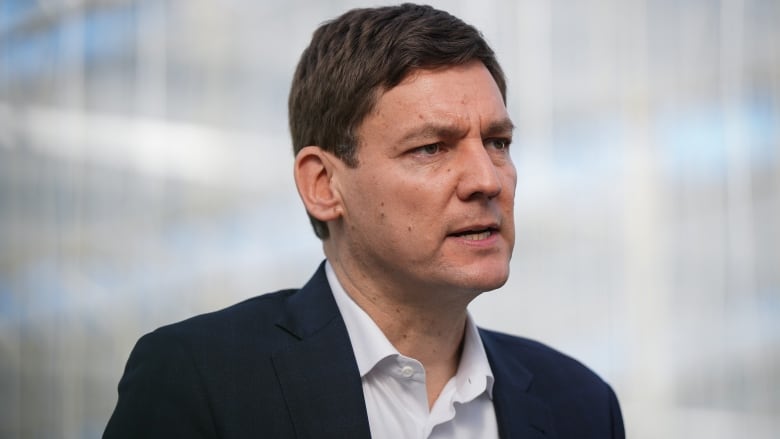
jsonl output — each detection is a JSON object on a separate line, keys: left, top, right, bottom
{"left": 269, "top": 265, "right": 558, "bottom": 439}
{"left": 481, "top": 330, "right": 558, "bottom": 439}
{"left": 271, "top": 263, "right": 371, "bottom": 439}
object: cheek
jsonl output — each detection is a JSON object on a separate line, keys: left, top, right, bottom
{"left": 502, "top": 168, "right": 518, "bottom": 201}
{"left": 362, "top": 166, "right": 457, "bottom": 226}
{"left": 501, "top": 168, "right": 517, "bottom": 223}
{"left": 504, "top": 163, "right": 518, "bottom": 187}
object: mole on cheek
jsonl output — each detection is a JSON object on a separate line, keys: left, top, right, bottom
{"left": 407, "top": 226, "right": 412, "bottom": 232}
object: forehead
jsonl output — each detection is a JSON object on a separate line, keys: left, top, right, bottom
{"left": 361, "top": 62, "right": 509, "bottom": 140}
{"left": 387, "top": 62, "right": 502, "bottom": 103}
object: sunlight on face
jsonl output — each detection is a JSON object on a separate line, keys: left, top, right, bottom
{"left": 330, "top": 61, "right": 517, "bottom": 302}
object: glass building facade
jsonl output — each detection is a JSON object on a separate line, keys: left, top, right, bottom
{"left": 1, "top": 0, "right": 778, "bottom": 437}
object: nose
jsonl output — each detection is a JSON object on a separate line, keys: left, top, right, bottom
{"left": 455, "top": 141, "right": 503, "bottom": 201}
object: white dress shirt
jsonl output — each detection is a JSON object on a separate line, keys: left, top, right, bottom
{"left": 326, "top": 262, "right": 500, "bottom": 439}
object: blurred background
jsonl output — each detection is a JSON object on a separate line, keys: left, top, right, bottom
{"left": 0, "top": 0, "right": 778, "bottom": 437}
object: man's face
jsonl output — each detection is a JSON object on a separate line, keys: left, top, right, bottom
{"left": 332, "top": 61, "right": 516, "bottom": 299}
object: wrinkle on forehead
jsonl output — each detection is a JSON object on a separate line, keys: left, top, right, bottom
{"left": 398, "top": 114, "right": 470, "bottom": 144}
{"left": 359, "top": 62, "right": 509, "bottom": 149}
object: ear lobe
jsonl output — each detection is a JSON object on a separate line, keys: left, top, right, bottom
{"left": 294, "top": 146, "right": 343, "bottom": 223}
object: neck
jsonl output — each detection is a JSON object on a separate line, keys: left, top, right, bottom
{"left": 326, "top": 255, "right": 473, "bottom": 407}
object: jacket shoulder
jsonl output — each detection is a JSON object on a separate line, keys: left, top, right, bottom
{"left": 105, "top": 289, "right": 305, "bottom": 438}
{"left": 480, "top": 328, "right": 625, "bottom": 438}
{"left": 480, "top": 328, "right": 606, "bottom": 384}
{"left": 157, "top": 289, "right": 297, "bottom": 337}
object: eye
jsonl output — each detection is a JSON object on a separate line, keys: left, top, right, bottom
{"left": 417, "top": 143, "right": 443, "bottom": 155}
{"left": 487, "top": 138, "right": 511, "bottom": 150}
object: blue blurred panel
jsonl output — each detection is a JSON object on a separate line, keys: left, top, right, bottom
{"left": 1, "top": 3, "right": 137, "bottom": 83}
{"left": 81, "top": 4, "right": 137, "bottom": 65}
{"left": 0, "top": 0, "right": 37, "bottom": 32}
{"left": 1, "top": 28, "right": 58, "bottom": 81}
{"left": 657, "top": 99, "right": 778, "bottom": 181}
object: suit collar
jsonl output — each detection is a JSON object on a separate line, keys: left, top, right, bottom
{"left": 481, "top": 329, "right": 558, "bottom": 438}
{"left": 274, "top": 261, "right": 342, "bottom": 339}
{"left": 271, "top": 263, "right": 557, "bottom": 439}
{"left": 271, "top": 262, "right": 371, "bottom": 438}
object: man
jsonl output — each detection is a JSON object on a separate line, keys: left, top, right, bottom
{"left": 105, "top": 4, "right": 624, "bottom": 438}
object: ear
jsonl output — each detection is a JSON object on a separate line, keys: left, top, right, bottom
{"left": 294, "top": 146, "right": 344, "bottom": 223}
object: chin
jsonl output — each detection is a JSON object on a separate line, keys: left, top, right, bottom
{"left": 454, "top": 265, "right": 510, "bottom": 293}
{"left": 475, "top": 276, "right": 510, "bottom": 293}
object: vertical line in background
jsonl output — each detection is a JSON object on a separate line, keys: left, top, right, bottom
{"left": 59, "top": 4, "right": 86, "bottom": 436}
{"left": 0, "top": 3, "right": 22, "bottom": 436}
{"left": 513, "top": 0, "right": 552, "bottom": 163}
{"left": 720, "top": 0, "right": 763, "bottom": 415}
{"left": 136, "top": 0, "right": 167, "bottom": 118}
{"left": 620, "top": 0, "right": 674, "bottom": 416}
{"left": 720, "top": 0, "right": 755, "bottom": 300}
{"left": 590, "top": 0, "right": 623, "bottom": 383}
{"left": 774, "top": 1, "right": 780, "bottom": 317}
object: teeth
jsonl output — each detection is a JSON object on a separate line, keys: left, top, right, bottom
{"left": 461, "top": 230, "right": 492, "bottom": 241}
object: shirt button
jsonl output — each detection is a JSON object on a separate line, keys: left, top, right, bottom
{"left": 400, "top": 365, "right": 414, "bottom": 378}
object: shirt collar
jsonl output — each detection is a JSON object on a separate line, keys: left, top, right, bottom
{"left": 326, "top": 261, "right": 398, "bottom": 377}
{"left": 325, "top": 261, "right": 495, "bottom": 398}
{"left": 456, "top": 311, "right": 496, "bottom": 400}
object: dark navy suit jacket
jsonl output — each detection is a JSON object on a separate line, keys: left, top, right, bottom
{"left": 104, "top": 263, "right": 624, "bottom": 438}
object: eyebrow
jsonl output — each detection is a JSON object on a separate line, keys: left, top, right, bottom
{"left": 483, "top": 118, "right": 515, "bottom": 137}
{"left": 398, "top": 122, "right": 466, "bottom": 144}
{"left": 398, "top": 117, "right": 515, "bottom": 144}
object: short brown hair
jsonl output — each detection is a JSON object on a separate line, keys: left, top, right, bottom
{"left": 289, "top": 3, "right": 506, "bottom": 239}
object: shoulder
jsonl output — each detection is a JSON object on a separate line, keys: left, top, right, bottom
{"left": 480, "top": 329, "right": 612, "bottom": 398}
{"left": 480, "top": 328, "right": 625, "bottom": 438}
{"left": 479, "top": 328, "right": 605, "bottom": 384}
{"left": 105, "top": 289, "right": 306, "bottom": 437}
{"left": 162, "top": 288, "right": 297, "bottom": 332}
{"left": 146, "top": 288, "right": 300, "bottom": 353}
{"left": 151, "top": 261, "right": 333, "bottom": 347}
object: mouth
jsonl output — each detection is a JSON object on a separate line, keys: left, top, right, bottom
{"left": 449, "top": 226, "right": 499, "bottom": 241}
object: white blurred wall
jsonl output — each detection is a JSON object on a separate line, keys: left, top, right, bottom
{"left": 0, "top": 0, "right": 778, "bottom": 437}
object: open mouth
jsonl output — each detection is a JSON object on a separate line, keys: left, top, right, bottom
{"left": 450, "top": 228, "right": 495, "bottom": 241}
